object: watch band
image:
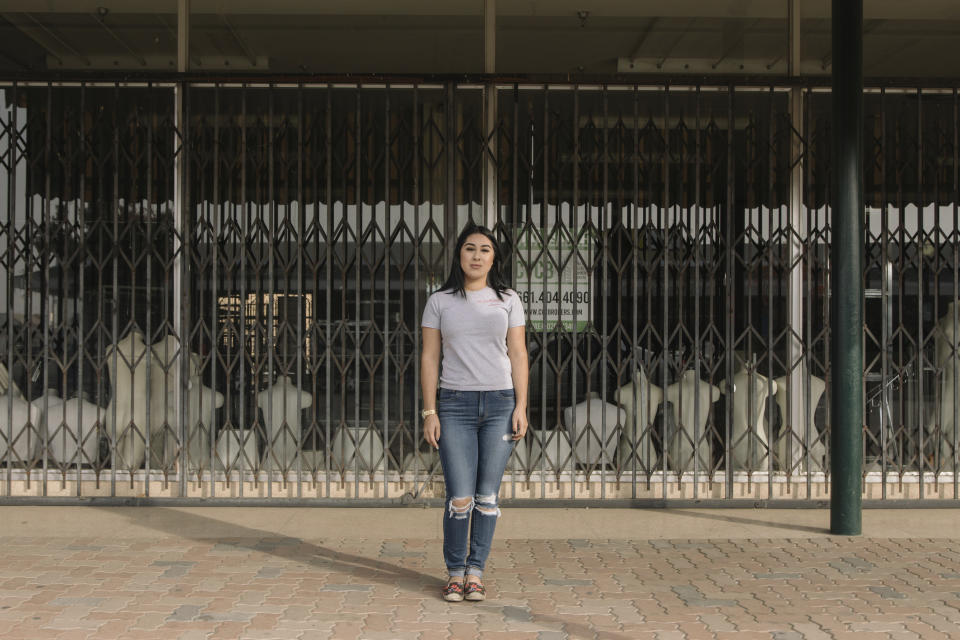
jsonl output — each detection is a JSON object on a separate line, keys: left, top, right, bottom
{"left": 421, "top": 409, "right": 437, "bottom": 419}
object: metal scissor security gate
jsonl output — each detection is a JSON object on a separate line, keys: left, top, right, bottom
{"left": 0, "top": 79, "right": 958, "bottom": 503}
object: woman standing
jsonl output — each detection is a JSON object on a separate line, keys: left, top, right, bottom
{"left": 420, "top": 222, "right": 529, "bottom": 602}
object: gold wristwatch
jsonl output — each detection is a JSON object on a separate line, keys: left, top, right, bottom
{"left": 421, "top": 409, "right": 437, "bottom": 419}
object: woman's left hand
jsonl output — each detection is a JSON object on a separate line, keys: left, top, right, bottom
{"left": 511, "top": 407, "right": 528, "bottom": 441}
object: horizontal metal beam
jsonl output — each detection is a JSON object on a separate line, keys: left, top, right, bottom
{"left": 617, "top": 56, "right": 837, "bottom": 75}
{"left": 44, "top": 54, "right": 269, "bottom": 70}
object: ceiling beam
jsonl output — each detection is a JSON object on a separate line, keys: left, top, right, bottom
{"left": 0, "top": 46, "right": 31, "bottom": 71}
{"left": 712, "top": 18, "right": 759, "bottom": 69}
{"left": 1, "top": 12, "right": 89, "bottom": 66}
{"left": 155, "top": 11, "right": 200, "bottom": 69}
{"left": 821, "top": 18, "right": 884, "bottom": 72}
{"left": 92, "top": 8, "right": 146, "bottom": 66}
{"left": 656, "top": 18, "right": 694, "bottom": 69}
{"left": 627, "top": 16, "right": 658, "bottom": 59}
{"left": 866, "top": 38, "right": 919, "bottom": 74}
{"left": 219, "top": 13, "right": 258, "bottom": 67}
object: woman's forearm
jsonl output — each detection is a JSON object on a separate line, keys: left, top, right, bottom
{"left": 421, "top": 328, "right": 442, "bottom": 411}
{"left": 509, "top": 350, "right": 528, "bottom": 410}
{"left": 507, "top": 326, "right": 528, "bottom": 410}
{"left": 421, "top": 356, "right": 439, "bottom": 411}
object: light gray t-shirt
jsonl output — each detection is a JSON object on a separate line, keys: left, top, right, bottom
{"left": 421, "top": 287, "right": 526, "bottom": 391}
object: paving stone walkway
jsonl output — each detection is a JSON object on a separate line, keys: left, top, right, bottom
{"left": 1, "top": 508, "right": 959, "bottom": 639}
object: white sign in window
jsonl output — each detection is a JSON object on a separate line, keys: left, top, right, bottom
{"left": 514, "top": 229, "right": 593, "bottom": 332}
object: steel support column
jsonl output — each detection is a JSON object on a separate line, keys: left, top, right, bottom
{"left": 174, "top": 0, "right": 189, "bottom": 496}
{"left": 787, "top": 0, "right": 805, "bottom": 473}
{"left": 830, "top": 0, "right": 864, "bottom": 535}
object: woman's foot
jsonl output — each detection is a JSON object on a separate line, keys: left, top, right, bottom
{"left": 464, "top": 577, "right": 485, "bottom": 601}
{"left": 442, "top": 578, "right": 464, "bottom": 602}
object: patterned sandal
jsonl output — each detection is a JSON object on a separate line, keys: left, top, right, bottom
{"left": 464, "top": 581, "right": 486, "bottom": 601}
{"left": 442, "top": 580, "right": 464, "bottom": 602}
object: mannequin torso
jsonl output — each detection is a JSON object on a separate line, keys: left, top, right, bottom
{"left": 43, "top": 393, "right": 103, "bottom": 465}
{"left": 563, "top": 392, "right": 624, "bottom": 466}
{"left": 104, "top": 330, "right": 151, "bottom": 470}
{"left": 772, "top": 373, "right": 826, "bottom": 471}
{"left": 932, "top": 302, "right": 960, "bottom": 463}
{"left": 184, "top": 353, "right": 223, "bottom": 470}
{"left": 664, "top": 370, "right": 720, "bottom": 472}
{"left": 615, "top": 365, "right": 663, "bottom": 470}
{"left": 0, "top": 392, "right": 40, "bottom": 463}
{"left": 257, "top": 375, "right": 312, "bottom": 470}
{"left": 722, "top": 369, "right": 777, "bottom": 471}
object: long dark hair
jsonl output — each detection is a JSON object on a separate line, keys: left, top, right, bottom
{"left": 438, "top": 221, "right": 510, "bottom": 299}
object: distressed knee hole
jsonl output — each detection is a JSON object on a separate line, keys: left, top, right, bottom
{"left": 447, "top": 496, "right": 474, "bottom": 520}
{"left": 475, "top": 493, "right": 501, "bottom": 518}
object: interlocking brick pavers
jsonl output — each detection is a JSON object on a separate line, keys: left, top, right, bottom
{"left": 5, "top": 511, "right": 960, "bottom": 640}
{"left": 647, "top": 630, "right": 685, "bottom": 640}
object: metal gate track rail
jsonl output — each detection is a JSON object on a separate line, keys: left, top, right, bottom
{"left": 2, "top": 496, "right": 959, "bottom": 509}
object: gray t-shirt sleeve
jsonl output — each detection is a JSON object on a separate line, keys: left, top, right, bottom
{"left": 507, "top": 290, "right": 526, "bottom": 328}
{"left": 421, "top": 292, "right": 442, "bottom": 329}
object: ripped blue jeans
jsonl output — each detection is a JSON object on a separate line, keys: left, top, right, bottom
{"left": 437, "top": 387, "right": 516, "bottom": 578}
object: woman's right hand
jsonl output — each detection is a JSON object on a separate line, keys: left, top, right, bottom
{"left": 423, "top": 414, "right": 441, "bottom": 450}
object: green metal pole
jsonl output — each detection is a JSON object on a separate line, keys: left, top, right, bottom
{"left": 830, "top": 0, "right": 863, "bottom": 535}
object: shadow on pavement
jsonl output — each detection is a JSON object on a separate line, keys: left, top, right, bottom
{"left": 101, "top": 506, "right": 443, "bottom": 588}
{"left": 666, "top": 508, "right": 829, "bottom": 535}
{"left": 104, "top": 507, "right": 631, "bottom": 640}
